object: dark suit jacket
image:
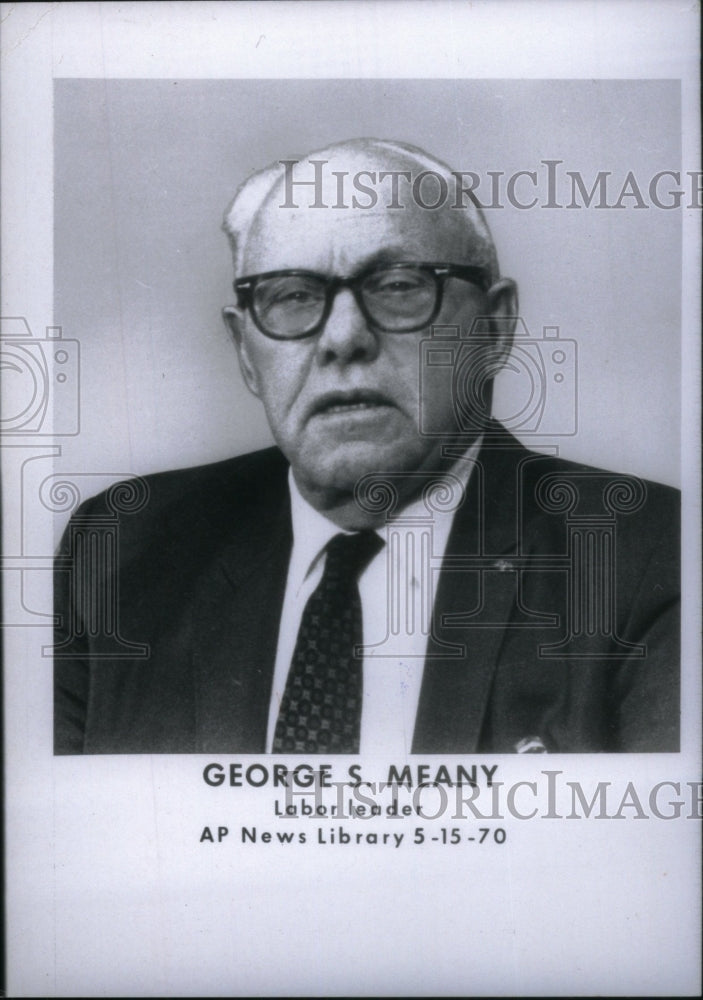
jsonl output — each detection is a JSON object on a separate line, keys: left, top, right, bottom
{"left": 54, "top": 425, "right": 680, "bottom": 754}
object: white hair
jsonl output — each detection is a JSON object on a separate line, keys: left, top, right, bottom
{"left": 222, "top": 137, "right": 499, "bottom": 282}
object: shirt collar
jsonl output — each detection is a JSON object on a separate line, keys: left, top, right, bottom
{"left": 288, "top": 476, "right": 348, "bottom": 595}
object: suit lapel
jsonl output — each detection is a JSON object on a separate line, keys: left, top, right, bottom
{"left": 191, "top": 491, "right": 292, "bottom": 753}
{"left": 185, "top": 431, "right": 538, "bottom": 753}
{"left": 413, "top": 432, "right": 527, "bottom": 752}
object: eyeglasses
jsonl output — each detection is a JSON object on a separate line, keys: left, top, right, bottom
{"left": 234, "top": 261, "right": 491, "bottom": 340}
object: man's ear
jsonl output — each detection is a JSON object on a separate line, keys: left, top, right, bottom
{"left": 485, "top": 278, "right": 518, "bottom": 364}
{"left": 223, "top": 305, "right": 261, "bottom": 398}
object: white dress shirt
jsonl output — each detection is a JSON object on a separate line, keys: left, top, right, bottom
{"left": 266, "top": 440, "right": 482, "bottom": 755}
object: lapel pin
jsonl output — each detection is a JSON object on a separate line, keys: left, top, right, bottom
{"left": 515, "top": 736, "right": 549, "bottom": 753}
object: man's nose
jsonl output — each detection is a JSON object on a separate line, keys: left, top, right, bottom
{"left": 315, "top": 288, "right": 380, "bottom": 364}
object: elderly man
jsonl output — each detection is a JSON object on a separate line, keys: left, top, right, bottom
{"left": 54, "top": 138, "right": 679, "bottom": 755}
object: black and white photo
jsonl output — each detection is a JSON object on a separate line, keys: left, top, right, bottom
{"left": 2, "top": 3, "right": 700, "bottom": 996}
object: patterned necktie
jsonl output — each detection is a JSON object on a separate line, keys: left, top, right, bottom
{"left": 272, "top": 530, "right": 384, "bottom": 754}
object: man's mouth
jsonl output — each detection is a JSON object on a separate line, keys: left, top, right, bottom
{"left": 310, "top": 389, "right": 396, "bottom": 417}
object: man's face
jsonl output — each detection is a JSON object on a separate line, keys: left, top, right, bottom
{"left": 227, "top": 155, "right": 515, "bottom": 512}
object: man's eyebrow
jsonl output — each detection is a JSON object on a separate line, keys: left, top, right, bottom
{"left": 350, "top": 246, "right": 425, "bottom": 273}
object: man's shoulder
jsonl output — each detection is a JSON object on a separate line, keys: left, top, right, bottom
{"left": 136, "top": 445, "right": 289, "bottom": 505}
{"left": 485, "top": 426, "right": 679, "bottom": 520}
{"left": 72, "top": 446, "right": 290, "bottom": 535}
{"left": 531, "top": 450, "right": 678, "bottom": 522}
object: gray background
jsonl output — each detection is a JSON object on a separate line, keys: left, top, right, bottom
{"left": 55, "top": 78, "right": 682, "bottom": 506}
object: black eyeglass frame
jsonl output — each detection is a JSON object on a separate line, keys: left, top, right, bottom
{"left": 233, "top": 261, "right": 492, "bottom": 340}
